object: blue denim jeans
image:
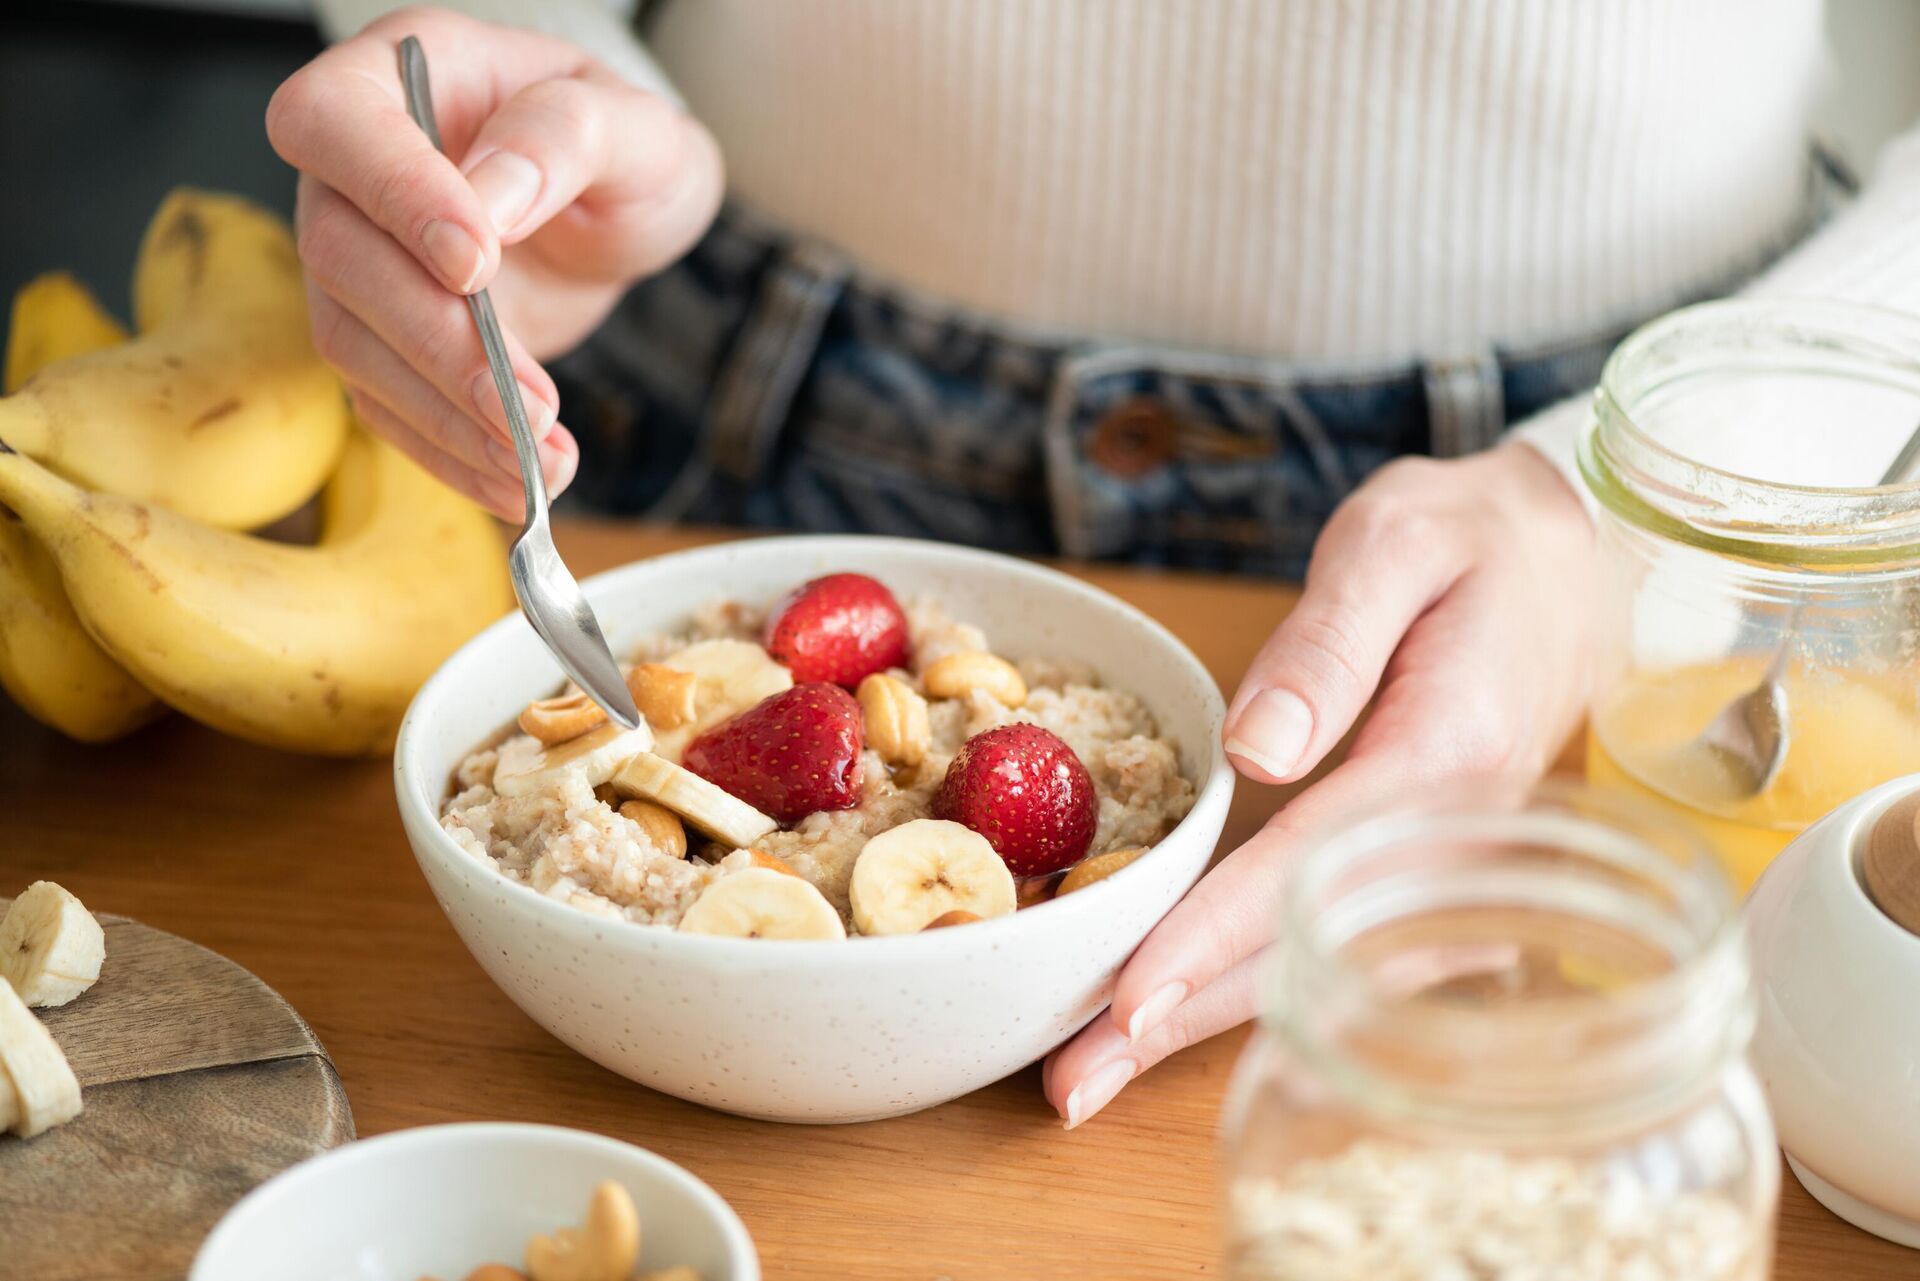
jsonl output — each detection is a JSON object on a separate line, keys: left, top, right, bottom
{"left": 555, "top": 190, "right": 1828, "bottom": 579}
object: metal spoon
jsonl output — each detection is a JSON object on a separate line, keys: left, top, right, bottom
{"left": 1698, "top": 423, "right": 1920, "bottom": 796}
{"left": 397, "top": 36, "right": 639, "bottom": 731}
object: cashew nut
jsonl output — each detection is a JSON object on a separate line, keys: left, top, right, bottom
{"left": 619, "top": 798, "right": 689, "bottom": 859}
{"left": 519, "top": 691, "right": 610, "bottom": 745}
{"left": 922, "top": 909, "right": 982, "bottom": 930}
{"left": 626, "top": 663, "right": 698, "bottom": 730}
{"left": 856, "top": 673, "right": 931, "bottom": 765}
{"left": 746, "top": 849, "right": 802, "bottom": 877}
{"left": 525, "top": 1181, "right": 640, "bottom": 1281}
{"left": 921, "top": 651, "right": 1027, "bottom": 708}
{"left": 1057, "top": 847, "right": 1148, "bottom": 896}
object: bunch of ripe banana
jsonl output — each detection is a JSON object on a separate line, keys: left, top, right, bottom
{"left": 0, "top": 190, "right": 514, "bottom": 755}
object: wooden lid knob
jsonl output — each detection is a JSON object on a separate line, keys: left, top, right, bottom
{"left": 1864, "top": 791, "right": 1920, "bottom": 936}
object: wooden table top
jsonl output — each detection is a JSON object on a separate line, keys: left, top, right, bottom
{"left": 2, "top": 520, "right": 1911, "bottom": 1280}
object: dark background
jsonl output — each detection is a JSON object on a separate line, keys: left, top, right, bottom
{"left": 1, "top": 3, "right": 318, "bottom": 319}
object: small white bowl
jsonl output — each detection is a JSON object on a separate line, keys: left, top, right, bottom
{"left": 394, "top": 535, "right": 1234, "bottom": 1122}
{"left": 189, "top": 1122, "right": 759, "bottom": 1281}
{"left": 1747, "top": 775, "right": 1920, "bottom": 1249}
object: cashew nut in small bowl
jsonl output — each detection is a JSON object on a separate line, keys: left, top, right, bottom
{"left": 525, "top": 1180, "right": 641, "bottom": 1281}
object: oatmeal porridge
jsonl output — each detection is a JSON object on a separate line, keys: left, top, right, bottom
{"left": 440, "top": 573, "right": 1196, "bottom": 938}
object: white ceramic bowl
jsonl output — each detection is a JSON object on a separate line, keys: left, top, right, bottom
{"left": 395, "top": 535, "right": 1234, "bottom": 1122}
{"left": 1747, "top": 775, "right": 1920, "bottom": 1249}
{"left": 190, "top": 1123, "right": 759, "bottom": 1281}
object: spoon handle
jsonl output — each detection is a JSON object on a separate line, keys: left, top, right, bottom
{"left": 1880, "top": 423, "right": 1920, "bottom": 488}
{"left": 397, "top": 35, "right": 547, "bottom": 530}
{"left": 1765, "top": 420, "right": 1920, "bottom": 683}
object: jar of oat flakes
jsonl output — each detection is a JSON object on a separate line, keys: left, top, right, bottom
{"left": 1220, "top": 780, "right": 1778, "bottom": 1281}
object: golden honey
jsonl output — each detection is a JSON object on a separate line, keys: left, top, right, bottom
{"left": 1586, "top": 658, "right": 1920, "bottom": 892}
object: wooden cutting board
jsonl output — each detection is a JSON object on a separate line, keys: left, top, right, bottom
{"left": 0, "top": 900, "right": 353, "bottom": 1281}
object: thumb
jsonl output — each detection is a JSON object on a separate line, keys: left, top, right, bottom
{"left": 1224, "top": 507, "right": 1463, "bottom": 784}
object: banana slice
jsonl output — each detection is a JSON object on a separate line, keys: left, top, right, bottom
{"left": 611, "top": 753, "right": 779, "bottom": 849}
{"left": 493, "top": 722, "right": 652, "bottom": 799}
{"left": 679, "top": 867, "right": 846, "bottom": 940}
{"left": 0, "top": 977, "right": 82, "bottom": 1137}
{"left": 0, "top": 1060, "right": 19, "bottom": 1133}
{"left": 0, "top": 881, "right": 105, "bottom": 1007}
{"left": 849, "top": 819, "right": 1016, "bottom": 936}
{"left": 650, "top": 639, "right": 794, "bottom": 763}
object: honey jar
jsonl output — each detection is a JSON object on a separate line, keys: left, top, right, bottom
{"left": 1579, "top": 300, "right": 1920, "bottom": 892}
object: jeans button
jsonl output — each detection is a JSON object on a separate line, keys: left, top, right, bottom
{"left": 1089, "top": 397, "right": 1180, "bottom": 479}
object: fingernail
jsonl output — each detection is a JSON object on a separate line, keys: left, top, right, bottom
{"left": 471, "top": 371, "right": 556, "bottom": 438}
{"left": 1125, "top": 982, "right": 1188, "bottom": 1043}
{"left": 464, "top": 151, "right": 542, "bottom": 237}
{"left": 1064, "top": 1059, "right": 1135, "bottom": 1130}
{"left": 421, "top": 219, "right": 483, "bottom": 293}
{"left": 1225, "top": 688, "right": 1313, "bottom": 780}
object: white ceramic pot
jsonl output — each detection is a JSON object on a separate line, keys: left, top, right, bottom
{"left": 394, "top": 536, "right": 1235, "bottom": 1123}
{"left": 1747, "top": 774, "right": 1920, "bottom": 1249}
{"left": 190, "top": 1123, "right": 758, "bottom": 1281}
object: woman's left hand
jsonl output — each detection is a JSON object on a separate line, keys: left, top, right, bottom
{"left": 1042, "top": 442, "right": 1598, "bottom": 1127}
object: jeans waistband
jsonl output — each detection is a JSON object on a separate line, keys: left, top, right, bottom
{"left": 557, "top": 150, "right": 1842, "bottom": 577}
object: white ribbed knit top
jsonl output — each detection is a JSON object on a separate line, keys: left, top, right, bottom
{"left": 647, "top": 0, "right": 1828, "bottom": 361}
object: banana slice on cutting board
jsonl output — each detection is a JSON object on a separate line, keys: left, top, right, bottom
{"left": 0, "top": 881, "right": 105, "bottom": 1007}
{"left": 679, "top": 867, "right": 846, "bottom": 940}
{"left": 493, "top": 722, "right": 653, "bottom": 798}
{"left": 649, "top": 639, "right": 793, "bottom": 763}
{"left": 0, "top": 977, "right": 83, "bottom": 1138}
{"left": 849, "top": 819, "right": 1017, "bottom": 936}
{"left": 611, "top": 753, "right": 778, "bottom": 849}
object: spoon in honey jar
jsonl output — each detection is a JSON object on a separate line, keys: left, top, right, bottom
{"left": 1698, "top": 423, "right": 1920, "bottom": 797}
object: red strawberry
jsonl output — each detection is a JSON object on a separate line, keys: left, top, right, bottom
{"left": 765, "top": 573, "right": 910, "bottom": 687}
{"left": 933, "top": 724, "right": 1097, "bottom": 877}
{"left": 684, "top": 683, "right": 865, "bottom": 823}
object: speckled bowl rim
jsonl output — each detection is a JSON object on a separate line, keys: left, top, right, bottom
{"left": 395, "top": 535, "right": 1235, "bottom": 963}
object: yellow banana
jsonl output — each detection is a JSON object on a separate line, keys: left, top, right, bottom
{"left": 4, "top": 272, "right": 132, "bottom": 393}
{"left": 0, "top": 189, "right": 349, "bottom": 529}
{"left": 0, "top": 430, "right": 513, "bottom": 755}
{"left": 0, "top": 273, "right": 164, "bottom": 742}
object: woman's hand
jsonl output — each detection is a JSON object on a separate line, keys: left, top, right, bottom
{"left": 266, "top": 5, "right": 724, "bottom": 518}
{"left": 1043, "top": 442, "right": 1597, "bottom": 1126}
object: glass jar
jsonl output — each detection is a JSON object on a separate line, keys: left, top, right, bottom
{"left": 1220, "top": 780, "right": 1776, "bottom": 1281}
{"left": 1580, "top": 299, "right": 1920, "bottom": 893}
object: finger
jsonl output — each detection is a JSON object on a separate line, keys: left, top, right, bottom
{"left": 349, "top": 392, "right": 524, "bottom": 520}
{"left": 357, "top": 386, "right": 572, "bottom": 522}
{"left": 457, "top": 67, "right": 724, "bottom": 280}
{"left": 1046, "top": 951, "right": 1265, "bottom": 1129}
{"left": 1223, "top": 486, "right": 1468, "bottom": 785}
{"left": 324, "top": 296, "right": 588, "bottom": 512}
{"left": 1113, "top": 596, "right": 1513, "bottom": 1044}
{"left": 309, "top": 287, "right": 519, "bottom": 479}
{"left": 357, "top": 387, "right": 579, "bottom": 517}
{"left": 266, "top": 10, "right": 594, "bottom": 293}
{"left": 348, "top": 371, "right": 577, "bottom": 516}
{"left": 298, "top": 180, "right": 560, "bottom": 445}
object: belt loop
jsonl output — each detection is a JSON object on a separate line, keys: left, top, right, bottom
{"left": 1423, "top": 350, "right": 1506, "bottom": 458}
{"left": 704, "top": 240, "right": 850, "bottom": 486}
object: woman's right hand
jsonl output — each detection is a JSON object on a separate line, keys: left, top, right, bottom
{"left": 266, "top": 5, "right": 724, "bottom": 518}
